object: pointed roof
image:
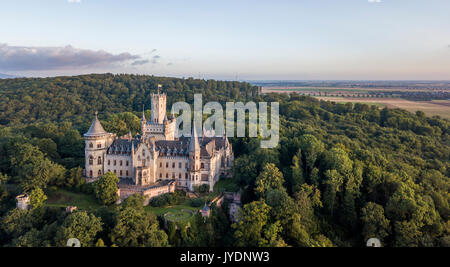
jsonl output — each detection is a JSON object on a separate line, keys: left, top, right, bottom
{"left": 141, "top": 105, "right": 146, "bottom": 121}
{"left": 202, "top": 203, "right": 210, "bottom": 211}
{"left": 189, "top": 122, "right": 200, "bottom": 152}
{"left": 85, "top": 112, "right": 107, "bottom": 136}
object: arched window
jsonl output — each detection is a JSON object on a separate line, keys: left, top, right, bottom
{"left": 160, "top": 173, "right": 162, "bottom": 178}
{"left": 89, "top": 170, "right": 93, "bottom": 177}
{"left": 166, "top": 173, "right": 168, "bottom": 178}
{"left": 98, "top": 170, "right": 102, "bottom": 176}
{"left": 89, "top": 156, "right": 93, "bottom": 165}
{"left": 97, "top": 156, "right": 102, "bottom": 165}
{"left": 89, "top": 143, "right": 93, "bottom": 148}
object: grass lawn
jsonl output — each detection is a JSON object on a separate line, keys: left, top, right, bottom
{"left": 46, "top": 189, "right": 101, "bottom": 211}
{"left": 144, "top": 201, "right": 199, "bottom": 216}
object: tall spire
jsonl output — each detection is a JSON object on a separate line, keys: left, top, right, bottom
{"left": 141, "top": 105, "right": 146, "bottom": 122}
{"left": 189, "top": 123, "right": 200, "bottom": 152}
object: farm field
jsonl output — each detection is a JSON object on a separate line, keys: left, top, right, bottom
{"left": 314, "top": 97, "right": 450, "bottom": 119}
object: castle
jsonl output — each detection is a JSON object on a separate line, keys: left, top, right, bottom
{"left": 84, "top": 89, "right": 234, "bottom": 200}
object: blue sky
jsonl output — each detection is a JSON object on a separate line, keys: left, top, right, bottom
{"left": 0, "top": 0, "right": 449, "bottom": 80}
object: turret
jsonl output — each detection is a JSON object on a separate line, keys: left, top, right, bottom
{"left": 84, "top": 112, "right": 114, "bottom": 181}
{"left": 189, "top": 123, "right": 201, "bottom": 172}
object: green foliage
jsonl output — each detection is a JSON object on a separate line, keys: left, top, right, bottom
{"left": 94, "top": 172, "right": 119, "bottom": 205}
{"left": 55, "top": 211, "right": 103, "bottom": 247}
{"left": 255, "top": 163, "right": 285, "bottom": 198}
{"left": 110, "top": 207, "right": 168, "bottom": 247}
{"left": 29, "top": 188, "right": 47, "bottom": 209}
{"left": 149, "top": 191, "right": 186, "bottom": 207}
{"left": 232, "top": 200, "right": 286, "bottom": 247}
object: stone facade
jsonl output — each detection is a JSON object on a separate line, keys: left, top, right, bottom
{"left": 84, "top": 91, "right": 234, "bottom": 201}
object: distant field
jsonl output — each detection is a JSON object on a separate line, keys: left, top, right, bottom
{"left": 315, "top": 97, "right": 450, "bottom": 119}
{"left": 262, "top": 86, "right": 450, "bottom": 93}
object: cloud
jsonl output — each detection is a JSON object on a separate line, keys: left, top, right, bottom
{"left": 0, "top": 43, "right": 144, "bottom": 71}
{"left": 67, "top": 0, "right": 81, "bottom": 3}
{"left": 131, "top": 59, "right": 150, "bottom": 66}
{"left": 368, "top": 0, "right": 382, "bottom": 3}
{"left": 151, "top": 55, "right": 161, "bottom": 64}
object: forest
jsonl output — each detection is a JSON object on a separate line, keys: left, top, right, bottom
{"left": 0, "top": 74, "right": 448, "bottom": 247}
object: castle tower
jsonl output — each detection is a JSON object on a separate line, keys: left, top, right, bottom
{"left": 84, "top": 112, "right": 115, "bottom": 181}
{"left": 188, "top": 124, "right": 201, "bottom": 191}
{"left": 150, "top": 84, "right": 166, "bottom": 124}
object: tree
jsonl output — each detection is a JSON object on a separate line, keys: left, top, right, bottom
{"left": 232, "top": 200, "right": 285, "bottom": 247}
{"left": 298, "top": 134, "right": 324, "bottom": 177}
{"left": 361, "top": 202, "right": 390, "bottom": 243}
{"left": 255, "top": 163, "right": 285, "bottom": 198}
{"left": 110, "top": 207, "right": 168, "bottom": 247}
{"left": 55, "top": 211, "right": 103, "bottom": 247}
{"left": 94, "top": 172, "right": 119, "bottom": 205}
{"left": 290, "top": 150, "right": 305, "bottom": 193}
{"left": 29, "top": 188, "right": 47, "bottom": 209}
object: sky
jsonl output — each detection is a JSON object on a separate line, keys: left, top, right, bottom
{"left": 0, "top": 0, "right": 449, "bottom": 80}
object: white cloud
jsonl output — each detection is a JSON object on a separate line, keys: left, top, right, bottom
{"left": 67, "top": 0, "right": 81, "bottom": 3}
{"left": 368, "top": 0, "right": 382, "bottom": 3}
{"left": 0, "top": 44, "right": 148, "bottom": 71}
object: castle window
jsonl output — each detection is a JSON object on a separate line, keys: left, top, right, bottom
{"left": 98, "top": 170, "right": 102, "bottom": 176}
{"left": 172, "top": 162, "right": 175, "bottom": 168}
{"left": 185, "top": 173, "right": 188, "bottom": 179}
{"left": 98, "top": 156, "right": 102, "bottom": 165}
{"left": 126, "top": 170, "right": 129, "bottom": 176}
{"left": 201, "top": 163, "right": 204, "bottom": 169}
{"left": 108, "top": 160, "right": 110, "bottom": 166}
{"left": 89, "top": 143, "right": 93, "bottom": 148}
{"left": 120, "top": 170, "right": 123, "bottom": 176}
{"left": 97, "top": 143, "right": 101, "bottom": 148}
{"left": 114, "top": 170, "right": 117, "bottom": 174}
{"left": 166, "top": 173, "right": 168, "bottom": 178}
{"left": 126, "top": 161, "right": 129, "bottom": 166}
{"left": 160, "top": 162, "right": 162, "bottom": 168}
{"left": 89, "top": 156, "right": 93, "bottom": 165}
{"left": 166, "top": 162, "right": 169, "bottom": 168}
{"left": 185, "top": 163, "right": 188, "bottom": 169}
{"left": 179, "top": 162, "right": 182, "bottom": 168}
{"left": 179, "top": 173, "right": 182, "bottom": 179}
{"left": 114, "top": 160, "right": 117, "bottom": 166}
{"left": 120, "top": 160, "right": 123, "bottom": 166}
{"left": 89, "top": 170, "right": 93, "bottom": 177}
{"left": 172, "top": 173, "right": 175, "bottom": 179}
{"left": 160, "top": 173, "right": 162, "bottom": 178}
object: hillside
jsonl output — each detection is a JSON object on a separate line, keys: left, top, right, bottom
{"left": 0, "top": 74, "right": 448, "bottom": 247}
